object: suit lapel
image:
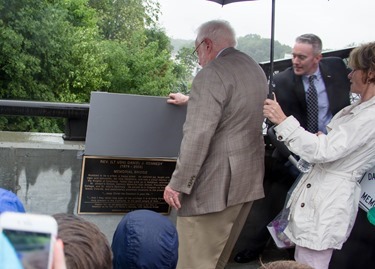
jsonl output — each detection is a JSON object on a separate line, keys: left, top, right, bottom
{"left": 293, "top": 73, "right": 307, "bottom": 109}
{"left": 319, "top": 62, "right": 335, "bottom": 105}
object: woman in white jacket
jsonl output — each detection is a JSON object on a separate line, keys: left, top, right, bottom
{"left": 263, "top": 42, "right": 375, "bottom": 269}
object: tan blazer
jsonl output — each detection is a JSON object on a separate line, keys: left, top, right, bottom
{"left": 169, "top": 47, "right": 268, "bottom": 217}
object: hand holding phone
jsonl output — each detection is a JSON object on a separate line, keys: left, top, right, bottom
{"left": 0, "top": 212, "right": 58, "bottom": 269}
{"left": 52, "top": 239, "right": 67, "bottom": 269}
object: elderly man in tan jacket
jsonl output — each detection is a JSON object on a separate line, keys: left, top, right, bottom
{"left": 164, "top": 20, "right": 268, "bottom": 269}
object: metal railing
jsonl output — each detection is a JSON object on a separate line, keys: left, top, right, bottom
{"left": 0, "top": 100, "right": 89, "bottom": 141}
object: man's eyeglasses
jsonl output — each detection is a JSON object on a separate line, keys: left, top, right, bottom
{"left": 192, "top": 40, "right": 205, "bottom": 56}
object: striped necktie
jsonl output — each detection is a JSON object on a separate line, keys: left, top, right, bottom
{"left": 306, "top": 75, "right": 318, "bottom": 133}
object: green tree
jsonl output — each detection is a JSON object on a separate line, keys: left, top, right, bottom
{"left": 173, "top": 46, "right": 197, "bottom": 93}
{"left": 102, "top": 29, "right": 178, "bottom": 96}
{"left": 237, "top": 34, "right": 291, "bottom": 62}
{"left": 88, "top": 0, "right": 160, "bottom": 41}
{"left": 89, "top": 0, "right": 180, "bottom": 96}
{"left": 0, "top": 0, "right": 108, "bottom": 131}
{"left": 0, "top": 0, "right": 107, "bottom": 102}
{"left": 0, "top": 0, "right": 187, "bottom": 133}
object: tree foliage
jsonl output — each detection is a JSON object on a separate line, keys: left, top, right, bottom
{"left": 174, "top": 46, "right": 197, "bottom": 94}
{"left": 237, "top": 34, "right": 291, "bottom": 63}
{"left": 0, "top": 0, "right": 186, "bottom": 132}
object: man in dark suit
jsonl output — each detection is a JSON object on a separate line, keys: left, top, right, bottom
{"left": 274, "top": 58, "right": 351, "bottom": 133}
{"left": 234, "top": 33, "right": 351, "bottom": 263}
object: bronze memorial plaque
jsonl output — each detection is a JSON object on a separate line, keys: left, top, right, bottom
{"left": 78, "top": 156, "right": 176, "bottom": 214}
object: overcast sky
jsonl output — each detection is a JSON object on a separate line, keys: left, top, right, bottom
{"left": 159, "top": 0, "right": 375, "bottom": 51}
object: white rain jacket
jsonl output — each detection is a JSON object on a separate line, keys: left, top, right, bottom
{"left": 274, "top": 96, "right": 375, "bottom": 250}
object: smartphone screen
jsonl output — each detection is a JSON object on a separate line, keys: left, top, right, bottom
{"left": 0, "top": 212, "right": 57, "bottom": 269}
{"left": 2, "top": 229, "right": 53, "bottom": 269}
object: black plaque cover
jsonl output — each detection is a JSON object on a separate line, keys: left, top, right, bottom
{"left": 78, "top": 156, "right": 175, "bottom": 214}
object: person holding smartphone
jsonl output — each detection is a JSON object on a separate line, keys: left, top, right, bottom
{"left": 52, "top": 239, "right": 67, "bottom": 269}
{"left": 0, "top": 212, "right": 58, "bottom": 269}
{"left": 0, "top": 189, "right": 67, "bottom": 269}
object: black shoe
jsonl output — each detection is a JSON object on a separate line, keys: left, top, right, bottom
{"left": 234, "top": 249, "right": 261, "bottom": 263}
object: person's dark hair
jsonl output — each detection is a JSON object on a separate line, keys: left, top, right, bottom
{"left": 295, "top": 34, "right": 322, "bottom": 55}
{"left": 258, "top": 260, "right": 314, "bottom": 269}
{"left": 53, "top": 213, "right": 112, "bottom": 269}
{"left": 349, "top": 42, "right": 375, "bottom": 84}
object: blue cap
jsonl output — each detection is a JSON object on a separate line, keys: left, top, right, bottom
{"left": 112, "top": 210, "right": 178, "bottom": 269}
{"left": 0, "top": 188, "right": 25, "bottom": 214}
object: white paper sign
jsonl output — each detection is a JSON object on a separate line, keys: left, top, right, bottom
{"left": 359, "top": 165, "right": 375, "bottom": 212}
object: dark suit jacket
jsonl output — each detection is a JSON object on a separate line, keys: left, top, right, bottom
{"left": 273, "top": 56, "right": 351, "bottom": 130}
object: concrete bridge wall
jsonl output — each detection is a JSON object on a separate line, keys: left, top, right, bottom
{"left": 0, "top": 131, "right": 177, "bottom": 243}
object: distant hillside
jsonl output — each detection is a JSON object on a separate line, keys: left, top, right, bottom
{"left": 170, "top": 39, "right": 194, "bottom": 53}
{"left": 170, "top": 35, "right": 292, "bottom": 63}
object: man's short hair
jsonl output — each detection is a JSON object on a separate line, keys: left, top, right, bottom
{"left": 296, "top": 33, "right": 322, "bottom": 55}
{"left": 53, "top": 213, "right": 112, "bottom": 269}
